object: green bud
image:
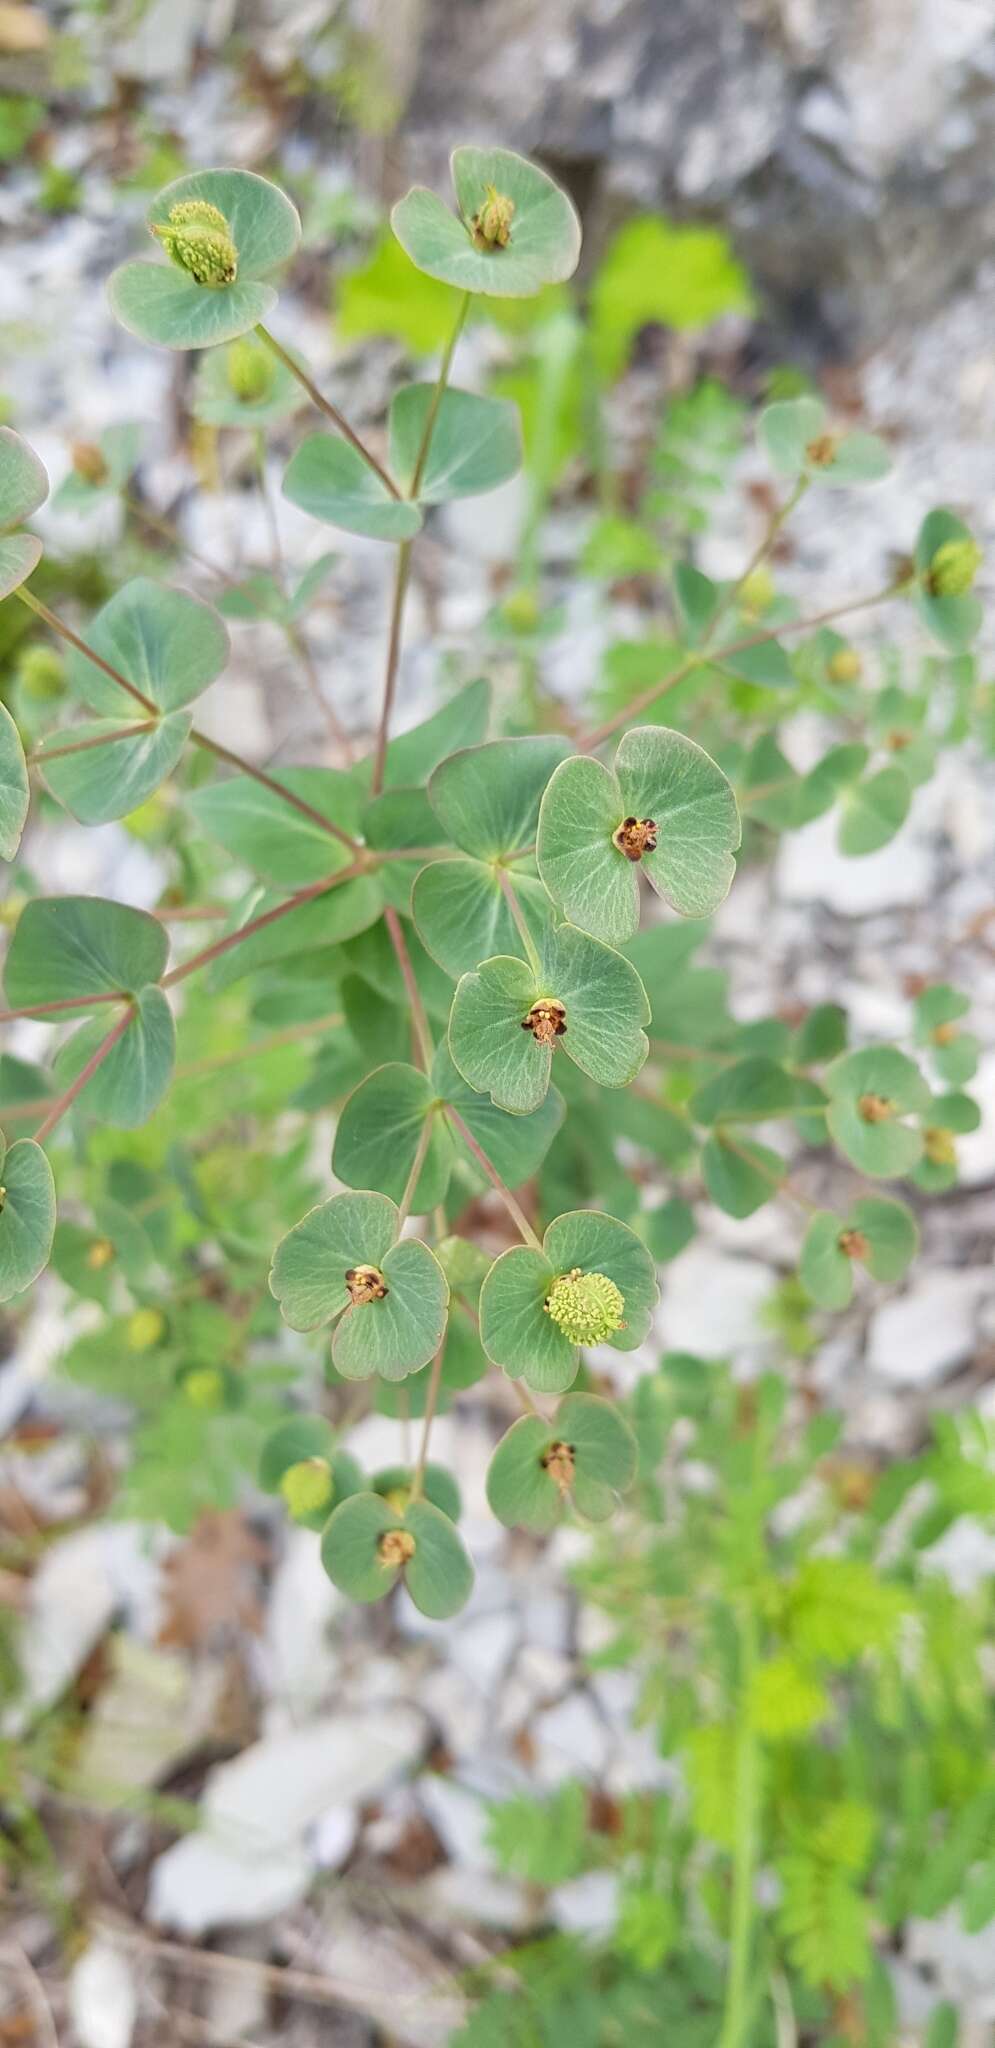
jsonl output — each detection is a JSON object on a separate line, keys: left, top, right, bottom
{"left": 18, "top": 644, "right": 65, "bottom": 700}
{"left": 183, "top": 1366, "right": 225, "bottom": 1409}
{"left": 827, "top": 647, "right": 861, "bottom": 684}
{"left": 225, "top": 338, "right": 274, "bottom": 404}
{"left": 280, "top": 1456, "right": 334, "bottom": 1521}
{"left": 927, "top": 537, "right": 982, "bottom": 598}
{"left": 152, "top": 200, "right": 238, "bottom": 287}
{"left": 544, "top": 1267, "right": 626, "bottom": 1346}
{"left": 127, "top": 1306, "right": 167, "bottom": 1352}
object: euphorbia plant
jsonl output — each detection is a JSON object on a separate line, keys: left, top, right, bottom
{"left": 0, "top": 148, "right": 985, "bottom": 1641}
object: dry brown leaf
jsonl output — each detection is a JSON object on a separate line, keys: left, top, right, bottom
{"left": 0, "top": 4, "right": 49, "bottom": 53}
{"left": 158, "top": 1511, "right": 268, "bottom": 1651}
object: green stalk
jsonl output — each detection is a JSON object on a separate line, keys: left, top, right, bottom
{"left": 719, "top": 1604, "right": 762, "bottom": 2048}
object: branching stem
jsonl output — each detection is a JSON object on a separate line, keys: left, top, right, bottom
{"left": 255, "top": 323, "right": 401, "bottom": 500}
{"left": 443, "top": 1105, "right": 544, "bottom": 1252}
{"left": 32, "top": 1004, "right": 134, "bottom": 1145}
{"left": 161, "top": 864, "right": 367, "bottom": 989}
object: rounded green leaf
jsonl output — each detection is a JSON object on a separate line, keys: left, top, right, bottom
{"left": 4, "top": 896, "right": 168, "bottom": 1010}
{"left": 486, "top": 1414, "right": 562, "bottom": 1530}
{"left": 435, "top": 1041, "right": 564, "bottom": 1195}
{"left": 389, "top": 385, "right": 522, "bottom": 501}
{"left": 392, "top": 145, "right": 581, "bottom": 299}
{"left": 914, "top": 509, "right": 983, "bottom": 651}
{"left": 448, "top": 953, "right": 550, "bottom": 1114}
{"left": 702, "top": 1131, "right": 783, "bottom": 1216}
{"left": 332, "top": 1236, "right": 449, "bottom": 1383}
{"left": 838, "top": 766, "right": 910, "bottom": 856}
{"left": 486, "top": 1395, "right": 637, "bottom": 1531}
{"left": 206, "top": 874, "right": 383, "bottom": 992}
{"left": 53, "top": 986, "right": 175, "bottom": 1127}
{"left": 259, "top": 1419, "right": 363, "bottom": 1530}
{"left": 258, "top": 1414, "right": 336, "bottom": 1490}
{"left": 799, "top": 1211, "right": 854, "bottom": 1310}
{"left": 270, "top": 1190, "right": 399, "bottom": 1331}
{"left": 65, "top": 578, "right": 228, "bottom": 717}
{"left": 412, "top": 857, "right": 552, "bottom": 980}
{"left": 282, "top": 434, "right": 422, "bottom": 542}
{"left": 320, "top": 1490, "right": 404, "bottom": 1602}
{"left": 0, "top": 1134, "right": 56, "bottom": 1303}
{"left": 193, "top": 337, "right": 301, "bottom": 427}
{"left": 372, "top": 1461, "right": 461, "bottom": 1521}
{"left": 0, "top": 701, "right": 29, "bottom": 859}
{"left": 190, "top": 766, "right": 362, "bottom": 885}
{"left": 147, "top": 170, "right": 301, "bottom": 278}
{"left": 615, "top": 726, "right": 740, "bottom": 917}
{"left": 825, "top": 1047, "right": 929, "bottom": 1178}
{"left": 543, "top": 1210, "right": 658, "bottom": 1350}
{"left": 559, "top": 1393, "right": 638, "bottom": 1517}
{"left": 40, "top": 711, "right": 192, "bottom": 825}
{"left": 333, "top": 1064, "right": 450, "bottom": 1212}
{"left": 403, "top": 1498, "right": 474, "bottom": 1618}
{"left": 108, "top": 265, "right": 278, "bottom": 350}
{"left": 760, "top": 396, "right": 826, "bottom": 475}
{"left": 537, "top": 753, "right": 640, "bottom": 946}
{"left": 759, "top": 396, "right": 888, "bottom": 486}
{"left": 478, "top": 1243, "right": 577, "bottom": 1391}
{"left": 109, "top": 172, "right": 300, "bottom": 351}
{"left": 428, "top": 735, "right": 569, "bottom": 860}
{"left": 0, "top": 532, "right": 43, "bottom": 601}
{"left": 850, "top": 1195, "right": 919, "bottom": 1282}
{"left": 541, "top": 923, "right": 650, "bottom": 1092}
{"left": 0, "top": 428, "right": 48, "bottom": 528}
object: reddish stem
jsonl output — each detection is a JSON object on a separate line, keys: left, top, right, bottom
{"left": 382, "top": 905, "right": 434, "bottom": 1070}
{"left": 161, "top": 863, "right": 366, "bottom": 990}
{"left": 32, "top": 1006, "right": 134, "bottom": 1145}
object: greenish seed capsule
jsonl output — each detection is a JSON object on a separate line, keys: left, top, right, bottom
{"left": 927, "top": 537, "right": 983, "bottom": 598}
{"left": 183, "top": 1366, "right": 225, "bottom": 1409}
{"left": 280, "top": 1456, "right": 334, "bottom": 1520}
{"left": 152, "top": 200, "right": 238, "bottom": 287}
{"left": 544, "top": 1267, "right": 626, "bottom": 1346}
{"left": 225, "top": 337, "right": 274, "bottom": 403}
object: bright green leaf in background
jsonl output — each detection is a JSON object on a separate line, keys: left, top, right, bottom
{"left": 537, "top": 726, "right": 740, "bottom": 946}
{"left": 392, "top": 145, "right": 581, "bottom": 299}
{"left": 336, "top": 230, "right": 467, "bottom": 355}
{"left": 589, "top": 215, "right": 753, "bottom": 380}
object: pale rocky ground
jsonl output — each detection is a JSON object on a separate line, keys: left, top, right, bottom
{"left": 2, "top": 4, "right": 995, "bottom": 2044}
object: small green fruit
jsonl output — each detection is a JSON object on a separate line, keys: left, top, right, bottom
{"left": 280, "top": 1456, "right": 335, "bottom": 1521}
{"left": 127, "top": 1307, "right": 167, "bottom": 1351}
{"left": 927, "top": 537, "right": 982, "bottom": 598}
{"left": 225, "top": 337, "right": 274, "bottom": 403}
{"left": 152, "top": 200, "right": 238, "bottom": 287}
{"left": 544, "top": 1268, "right": 626, "bottom": 1346}
{"left": 183, "top": 1365, "right": 225, "bottom": 1409}
{"left": 827, "top": 647, "right": 861, "bottom": 683}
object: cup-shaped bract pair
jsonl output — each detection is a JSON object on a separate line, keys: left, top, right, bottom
{"left": 321, "top": 1487, "right": 473, "bottom": 1619}
{"left": 392, "top": 146, "right": 581, "bottom": 300}
{"left": 109, "top": 170, "right": 301, "bottom": 350}
{"left": 448, "top": 923, "right": 651, "bottom": 1116}
{"left": 269, "top": 1189, "right": 449, "bottom": 1382}
{"left": 479, "top": 1209, "right": 658, "bottom": 1394}
{"left": 536, "top": 726, "right": 741, "bottom": 950}
{"left": 487, "top": 1393, "right": 638, "bottom": 1530}
{"left": 258, "top": 1414, "right": 364, "bottom": 1531}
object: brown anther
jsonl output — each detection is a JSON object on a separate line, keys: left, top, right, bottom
{"left": 838, "top": 1228, "right": 869, "bottom": 1261}
{"left": 345, "top": 1263, "right": 388, "bottom": 1306}
{"left": 931, "top": 1020, "right": 959, "bottom": 1046}
{"left": 805, "top": 433, "right": 838, "bottom": 468}
{"left": 857, "top": 1092, "right": 893, "bottom": 1124}
{"left": 378, "top": 1527, "right": 416, "bottom": 1569}
{"left": 71, "top": 441, "right": 108, "bottom": 485}
{"left": 522, "top": 997, "right": 567, "bottom": 1045}
{"left": 886, "top": 730, "right": 911, "bottom": 751}
{"left": 541, "top": 1440, "right": 576, "bottom": 1496}
{"left": 612, "top": 815, "right": 658, "bottom": 863}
